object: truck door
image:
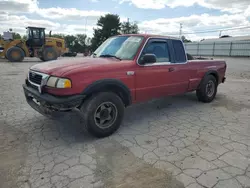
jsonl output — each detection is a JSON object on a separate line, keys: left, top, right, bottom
{"left": 135, "top": 38, "right": 189, "bottom": 102}
{"left": 165, "top": 39, "right": 190, "bottom": 94}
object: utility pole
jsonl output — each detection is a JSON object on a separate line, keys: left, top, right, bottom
{"left": 179, "top": 23, "right": 183, "bottom": 38}
{"left": 127, "top": 18, "right": 130, "bottom": 34}
{"left": 219, "top": 30, "right": 222, "bottom": 38}
{"left": 85, "top": 16, "right": 88, "bottom": 36}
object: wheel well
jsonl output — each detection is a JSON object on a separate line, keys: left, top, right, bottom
{"left": 83, "top": 84, "right": 131, "bottom": 107}
{"left": 209, "top": 72, "right": 218, "bottom": 84}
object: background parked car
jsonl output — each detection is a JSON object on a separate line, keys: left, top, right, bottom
{"left": 62, "top": 51, "right": 77, "bottom": 57}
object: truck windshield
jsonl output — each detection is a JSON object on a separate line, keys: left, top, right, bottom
{"left": 93, "top": 36, "right": 144, "bottom": 60}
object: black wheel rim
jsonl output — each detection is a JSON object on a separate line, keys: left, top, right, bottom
{"left": 206, "top": 80, "right": 215, "bottom": 97}
{"left": 94, "top": 102, "right": 118, "bottom": 129}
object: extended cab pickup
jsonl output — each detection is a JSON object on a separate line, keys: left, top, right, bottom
{"left": 23, "top": 34, "right": 226, "bottom": 137}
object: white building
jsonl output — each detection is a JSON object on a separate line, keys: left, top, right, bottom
{"left": 201, "top": 35, "right": 250, "bottom": 43}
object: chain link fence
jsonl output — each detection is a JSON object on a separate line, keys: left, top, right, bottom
{"left": 184, "top": 41, "right": 250, "bottom": 57}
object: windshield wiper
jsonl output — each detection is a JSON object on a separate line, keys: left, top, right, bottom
{"left": 99, "top": 54, "right": 121, "bottom": 61}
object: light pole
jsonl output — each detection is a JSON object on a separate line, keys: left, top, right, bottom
{"left": 127, "top": 18, "right": 130, "bottom": 34}
{"left": 179, "top": 23, "right": 183, "bottom": 38}
{"left": 85, "top": 16, "right": 88, "bottom": 36}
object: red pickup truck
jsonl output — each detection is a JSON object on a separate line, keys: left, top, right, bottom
{"left": 23, "top": 34, "right": 226, "bottom": 137}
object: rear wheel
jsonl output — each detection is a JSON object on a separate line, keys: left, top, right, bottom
{"left": 196, "top": 75, "right": 217, "bottom": 103}
{"left": 42, "top": 47, "right": 57, "bottom": 61}
{"left": 6, "top": 47, "right": 25, "bottom": 62}
{"left": 80, "top": 92, "right": 124, "bottom": 138}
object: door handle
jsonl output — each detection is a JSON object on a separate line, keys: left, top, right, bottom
{"left": 169, "top": 67, "right": 175, "bottom": 72}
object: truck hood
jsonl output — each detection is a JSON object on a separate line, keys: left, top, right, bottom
{"left": 30, "top": 57, "right": 120, "bottom": 76}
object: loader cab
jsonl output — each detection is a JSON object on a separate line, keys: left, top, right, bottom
{"left": 26, "top": 27, "right": 45, "bottom": 48}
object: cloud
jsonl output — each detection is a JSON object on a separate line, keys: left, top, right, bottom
{"left": 0, "top": 0, "right": 107, "bottom": 24}
{"left": 58, "top": 24, "right": 97, "bottom": 36}
{"left": 245, "top": 6, "right": 250, "bottom": 17}
{"left": 119, "top": 0, "right": 250, "bottom": 13}
{"left": 119, "top": 0, "right": 166, "bottom": 9}
{"left": 0, "top": 0, "right": 107, "bottom": 36}
{"left": 37, "top": 7, "right": 107, "bottom": 21}
{"left": 0, "top": 0, "right": 38, "bottom": 13}
{"left": 0, "top": 12, "right": 61, "bottom": 34}
{"left": 138, "top": 13, "right": 250, "bottom": 41}
{"left": 0, "top": 12, "right": 98, "bottom": 37}
{"left": 0, "top": 0, "right": 249, "bottom": 41}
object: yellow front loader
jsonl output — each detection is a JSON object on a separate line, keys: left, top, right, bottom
{"left": 0, "top": 27, "right": 68, "bottom": 62}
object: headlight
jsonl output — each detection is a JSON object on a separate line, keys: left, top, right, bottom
{"left": 46, "top": 76, "right": 71, "bottom": 88}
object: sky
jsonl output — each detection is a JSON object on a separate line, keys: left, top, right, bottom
{"left": 0, "top": 0, "right": 250, "bottom": 41}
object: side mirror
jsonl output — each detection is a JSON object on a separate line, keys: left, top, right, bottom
{"left": 141, "top": 54, "right": 157, "bottom": 64}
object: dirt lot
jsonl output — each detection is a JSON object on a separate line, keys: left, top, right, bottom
{"left": 0, "top": 56, "right": 250, "bottom": 188}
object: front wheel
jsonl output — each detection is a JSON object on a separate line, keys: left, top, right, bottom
{"left": 6, "top": 47, "right": 25, "bottom": 62}
{"left": 196, "top": 75, "right": 217, "bottom": 103}
{"left": 80, "top": 92, "right": 124, "bottom": 138}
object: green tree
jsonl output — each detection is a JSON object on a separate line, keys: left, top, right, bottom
{"left": 121, "top": 20, "right": 139, "bottom": 34}
{"left": 76, "top": 34, "right": 87, "bottom": 46}
{"left": 49, "top": 33, "right": 65, "bottom": 39}
{"left": 91, "top": 14, "right": 121, "bottom": 51}
{"left": 64, "top": 35, "right": 77, "bottom": 51}
{"left": 85, "top": 37, "right": 92, "bottom": 46}
{"left": 64, "top": 35, "right": 86, "bottom": 53}
{"left": 72, "top": 41, "right": 83, "bottom": 53}
{"left": 13, "top": 32, "right": 21, "bottom": 40}
{"left": 0, "top": 34, "right": 2, "bottom": 39}
{"left": 22, "top": 35, "right": 27, "bottom": 40}
{"left": 75, "top": 34, "right": 88, "bottom": 53}
{"left": 181, "top": 36, "right": 192, "bottom": 43}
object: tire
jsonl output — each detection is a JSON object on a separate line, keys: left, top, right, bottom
{"left": 39, "top": 57, "right": 45, "bottom": 61}
{"left": 42, "top": 47, "right": 58, "bottom": 61}
{"left": 6, "top": 47, "right": 25, "bottom": 62}
{"left": 80, "top": 92, "right": 124, "bottom": 138}
{"left": 196, "top": 75, "right": 217, "bottom": 103}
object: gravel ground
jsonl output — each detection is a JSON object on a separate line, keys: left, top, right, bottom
{"left": 0, "top": 56, "right": 250, "bottom": 188}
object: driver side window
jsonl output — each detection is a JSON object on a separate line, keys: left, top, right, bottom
{"left": 140, "top": 41, "right": 170, "bottom": 63}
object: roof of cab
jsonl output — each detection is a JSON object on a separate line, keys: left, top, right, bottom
{"left": 118, "top": 33, "right": 180, "bottom": 40}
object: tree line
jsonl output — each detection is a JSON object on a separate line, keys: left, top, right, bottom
{"left": 91, "top": 14, "right": 139, "bottom": 51}
{"left": 0, "top": 14, "right": 139, "bottom": 53}
{"left": 1, "top": 13, "right": 192, "bottom": 53}
{"left": 48, "top": 14, "right": 139, "bottom": 53}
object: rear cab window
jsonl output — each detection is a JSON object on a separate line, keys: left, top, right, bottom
{"left": 172, "top": 40, "right": 187, "bottom": 63}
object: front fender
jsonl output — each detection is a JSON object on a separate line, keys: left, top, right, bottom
{"left": 82, "top": 79, "right": 132, "bottom": 106}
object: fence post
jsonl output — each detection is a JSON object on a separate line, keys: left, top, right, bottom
{"left": 197, "top": 43, "right": 200, "bottom": 56}
{"left": 229, "top": 42, "right": 233, "bottom": 56}
{"left": 212, "top": 42, "right": 215, "bottom": 56}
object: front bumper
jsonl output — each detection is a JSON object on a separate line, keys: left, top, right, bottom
{"left": 23, "top": 84, "right": 85, "bottom": 115}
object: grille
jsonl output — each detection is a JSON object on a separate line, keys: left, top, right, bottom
{"left": 26, "top": 79, "right": 39, "bottom": 91}
{"left": 29, "top": 72, "right": 42, "bottom": 85}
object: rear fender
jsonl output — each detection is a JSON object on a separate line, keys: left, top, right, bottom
{"left": 204, "top": 70, "right": 219, "bottom": 84}
{"left": 197, "top": 70, "right": 219, "bottom": 89}
{"left": 188, "top": 70, "right": 219, "bottom": 91}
